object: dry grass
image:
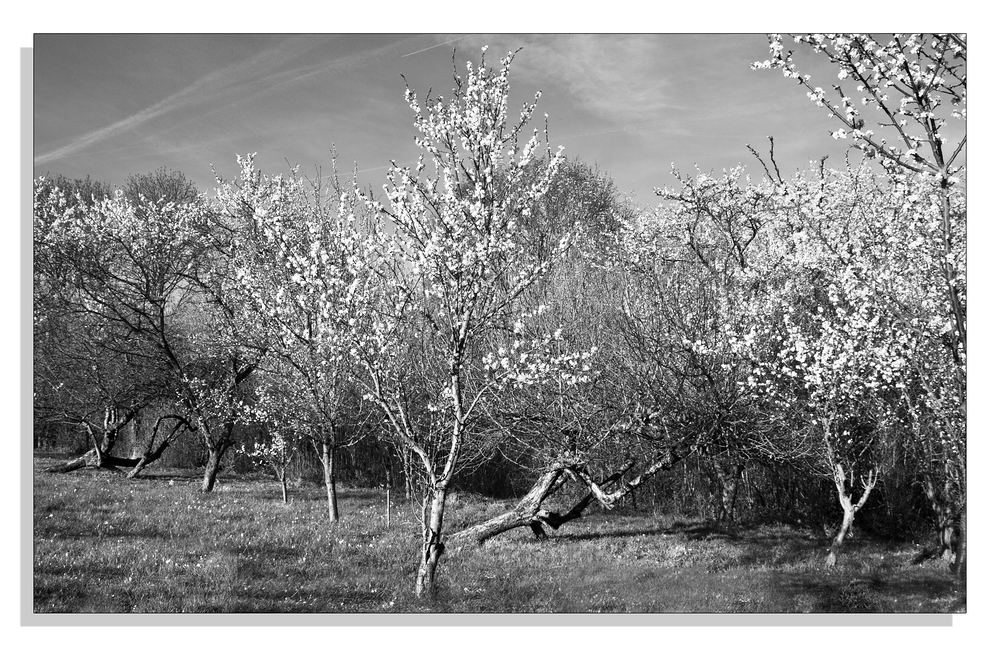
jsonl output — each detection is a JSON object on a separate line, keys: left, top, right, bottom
{"left": 32, "top": 457, "right": 966, "bottom": 614}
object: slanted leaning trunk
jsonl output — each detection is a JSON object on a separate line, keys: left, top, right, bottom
{"left": 451, "top": 442, "right": 696, "bottom": 546}
{"left": 126, "top": 415, "right": 188, "bottom": 479}
{"left": 46, "top": 448, "right": 102, "bottom": 473}
{"left": 46, "top": 406, "right": 140, "bottom": 473}
{"left": 415, "top": 486, "right": 448, "bottom": 596}
{"left": 125, "top": 441, "right": 170, "bottom": 479}
{"left": 47, "top": 450, "right": 143, "bottom": 473}
{"left": 449, "top": 468, "right": 565, "bottom": 545}
{"left": 450, "top": 460, "right": 642, "bottom": 545}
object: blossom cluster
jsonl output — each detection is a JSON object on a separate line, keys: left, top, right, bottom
{"left": 482, "top": 307, "right": 597, "bottom": 389}
{"left": 753, "top": 34, "right": 966, "bottom": 176}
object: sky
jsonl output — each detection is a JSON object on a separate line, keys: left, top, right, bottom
{"left": 32, "top": 33, "right": 872, "bottom": 209}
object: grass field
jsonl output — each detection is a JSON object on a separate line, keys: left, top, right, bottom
{"left": 31, "top": 457, "right": 966, "bottom": 614}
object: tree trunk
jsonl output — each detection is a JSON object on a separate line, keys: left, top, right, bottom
{"left": 400, "top": 450, "right": 414, "bottom": 501}
{"left": 952, "top": 455, "right": 967, "bottom": 579}
{"left": 280, "top": 473, "right": 288, "bottom": 504}
{"left": 125, "top": 415, "right": 188, "bottom": 479}
{"left": 919, "top": 475, "right": 959, "bottom": 566}
{"left": 125, "top": 439, "right": 172, "bottom": 479}
{"left": 449, "top": 468, "right": 565, "bottom": 545}
{"left": 719, "top": 465, "right": 743, "bottom": 523}
{"left": 125, "top": 454, "right": 152, "bottom": 480}
{"left": 449, "top": 460, "right": 642, "bottom": 545}
{"left": 711, "top": 462, "right": 744, "bottom": 524}
{"left": 199, "top": 417, "right": 236, "bottom": 493}
{"left": 124, "top": 413, "right": 141, "bottom": 459}
{"left": 451, "top": 447, "right": 694, "bottom": 546}
{"left": 415, "top": 486, "right": 448, "bottom": 596}
{"left": 825, "top": 463, "right": 877, "bottom": 568}
{"left": 45, "top": 451, "right": 94, "bottom": 473}
{"left": 826, "top": 504, "right": 855, "bottom": 568}
{"left": 201, "top": 445, "right": 223, "bottom": 493}
{"left": 955, "top": 505, "right": 967, "bottom": 579}
{"left": 46, "top": 410, "right": 135, "bottom": 473}
{"left": 321, "top": 442, "right": 339, "bottom": 522}
{"left": 46, "top": 448, "right": 144, "bottom": 473}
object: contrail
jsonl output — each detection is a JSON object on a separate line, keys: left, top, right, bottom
{"left": 111, "top": 37, "right": 407, "bottom": 153}
{"left": 34, "top": 36, "right": 323, "bottom": 166}
{"left": 335, "top": 164, "right": 391, "bottom": 178}
{"left": 34, "top": 88, "right": 195, "bottom": 166}
{"left": 402, "top": 35, "right": 469, "bottom": 58}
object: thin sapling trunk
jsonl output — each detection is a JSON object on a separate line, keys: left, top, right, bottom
{"left": 825, "top": 463, "right": 877, "bottom": 568}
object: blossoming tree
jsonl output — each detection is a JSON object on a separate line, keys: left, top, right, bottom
{"left": 349, "top": 47, "right": 585, "bottom": 595}
{"left": 451, "top": 163, "right": 792, "bottom": 544}
{"left": 217, "top": 155, "right": 372, "bottom": 521}
{"left": 33, "top": 179, "right": 210, "bottom": 477}
{"left": 239, "top": 387, "right": 301, "bottom": 504}
{"left": 755, "top": 34, "right": 967, "bottom": 574}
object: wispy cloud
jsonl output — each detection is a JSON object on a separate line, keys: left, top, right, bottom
{"left": 34, "top": 36, "right": 333, "bottom": 166}
{"left": 457, "top": 35, "right": 693, "bottom": 134}
{"left": 527, "top": 35, "right": 690, "bottom": 122}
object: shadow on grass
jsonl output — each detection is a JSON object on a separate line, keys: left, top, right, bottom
{"left": 552, "top": 526, "right": 673, "bottom": 543}
{"left": 665, "top": 520, "right": 743, "bottom": 541}
{"left": 551, "top": 519, "right": 744, "bottom": 544}
{"left": 776, "top": 570, "right": 965, "bottom": 613}
{"left": 538, "top": 516, "right": 833, "bottom": 573}
{"left": 135, "top": 472, "right": 203, "bottom": 482}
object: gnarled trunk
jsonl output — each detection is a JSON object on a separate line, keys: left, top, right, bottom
{"left": 45, "top": 407, "right": 140, "bottom": 473}
{"left": 921, "top": 476, "right": 958, "bottom": 566}
{"left": 449, "top": 460, "right": 643, "bottom": 545}
{"left": 451, "top": 444, "right": 695, "bottom": 546}
{"left": 415, "top": 486, "right": 448, "bottom": 596}
{"left": 450, "top": 468, "right": 565, "bottom": 545}
{"left": 46, "top": 449, "right": 143, "bottom": 473}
